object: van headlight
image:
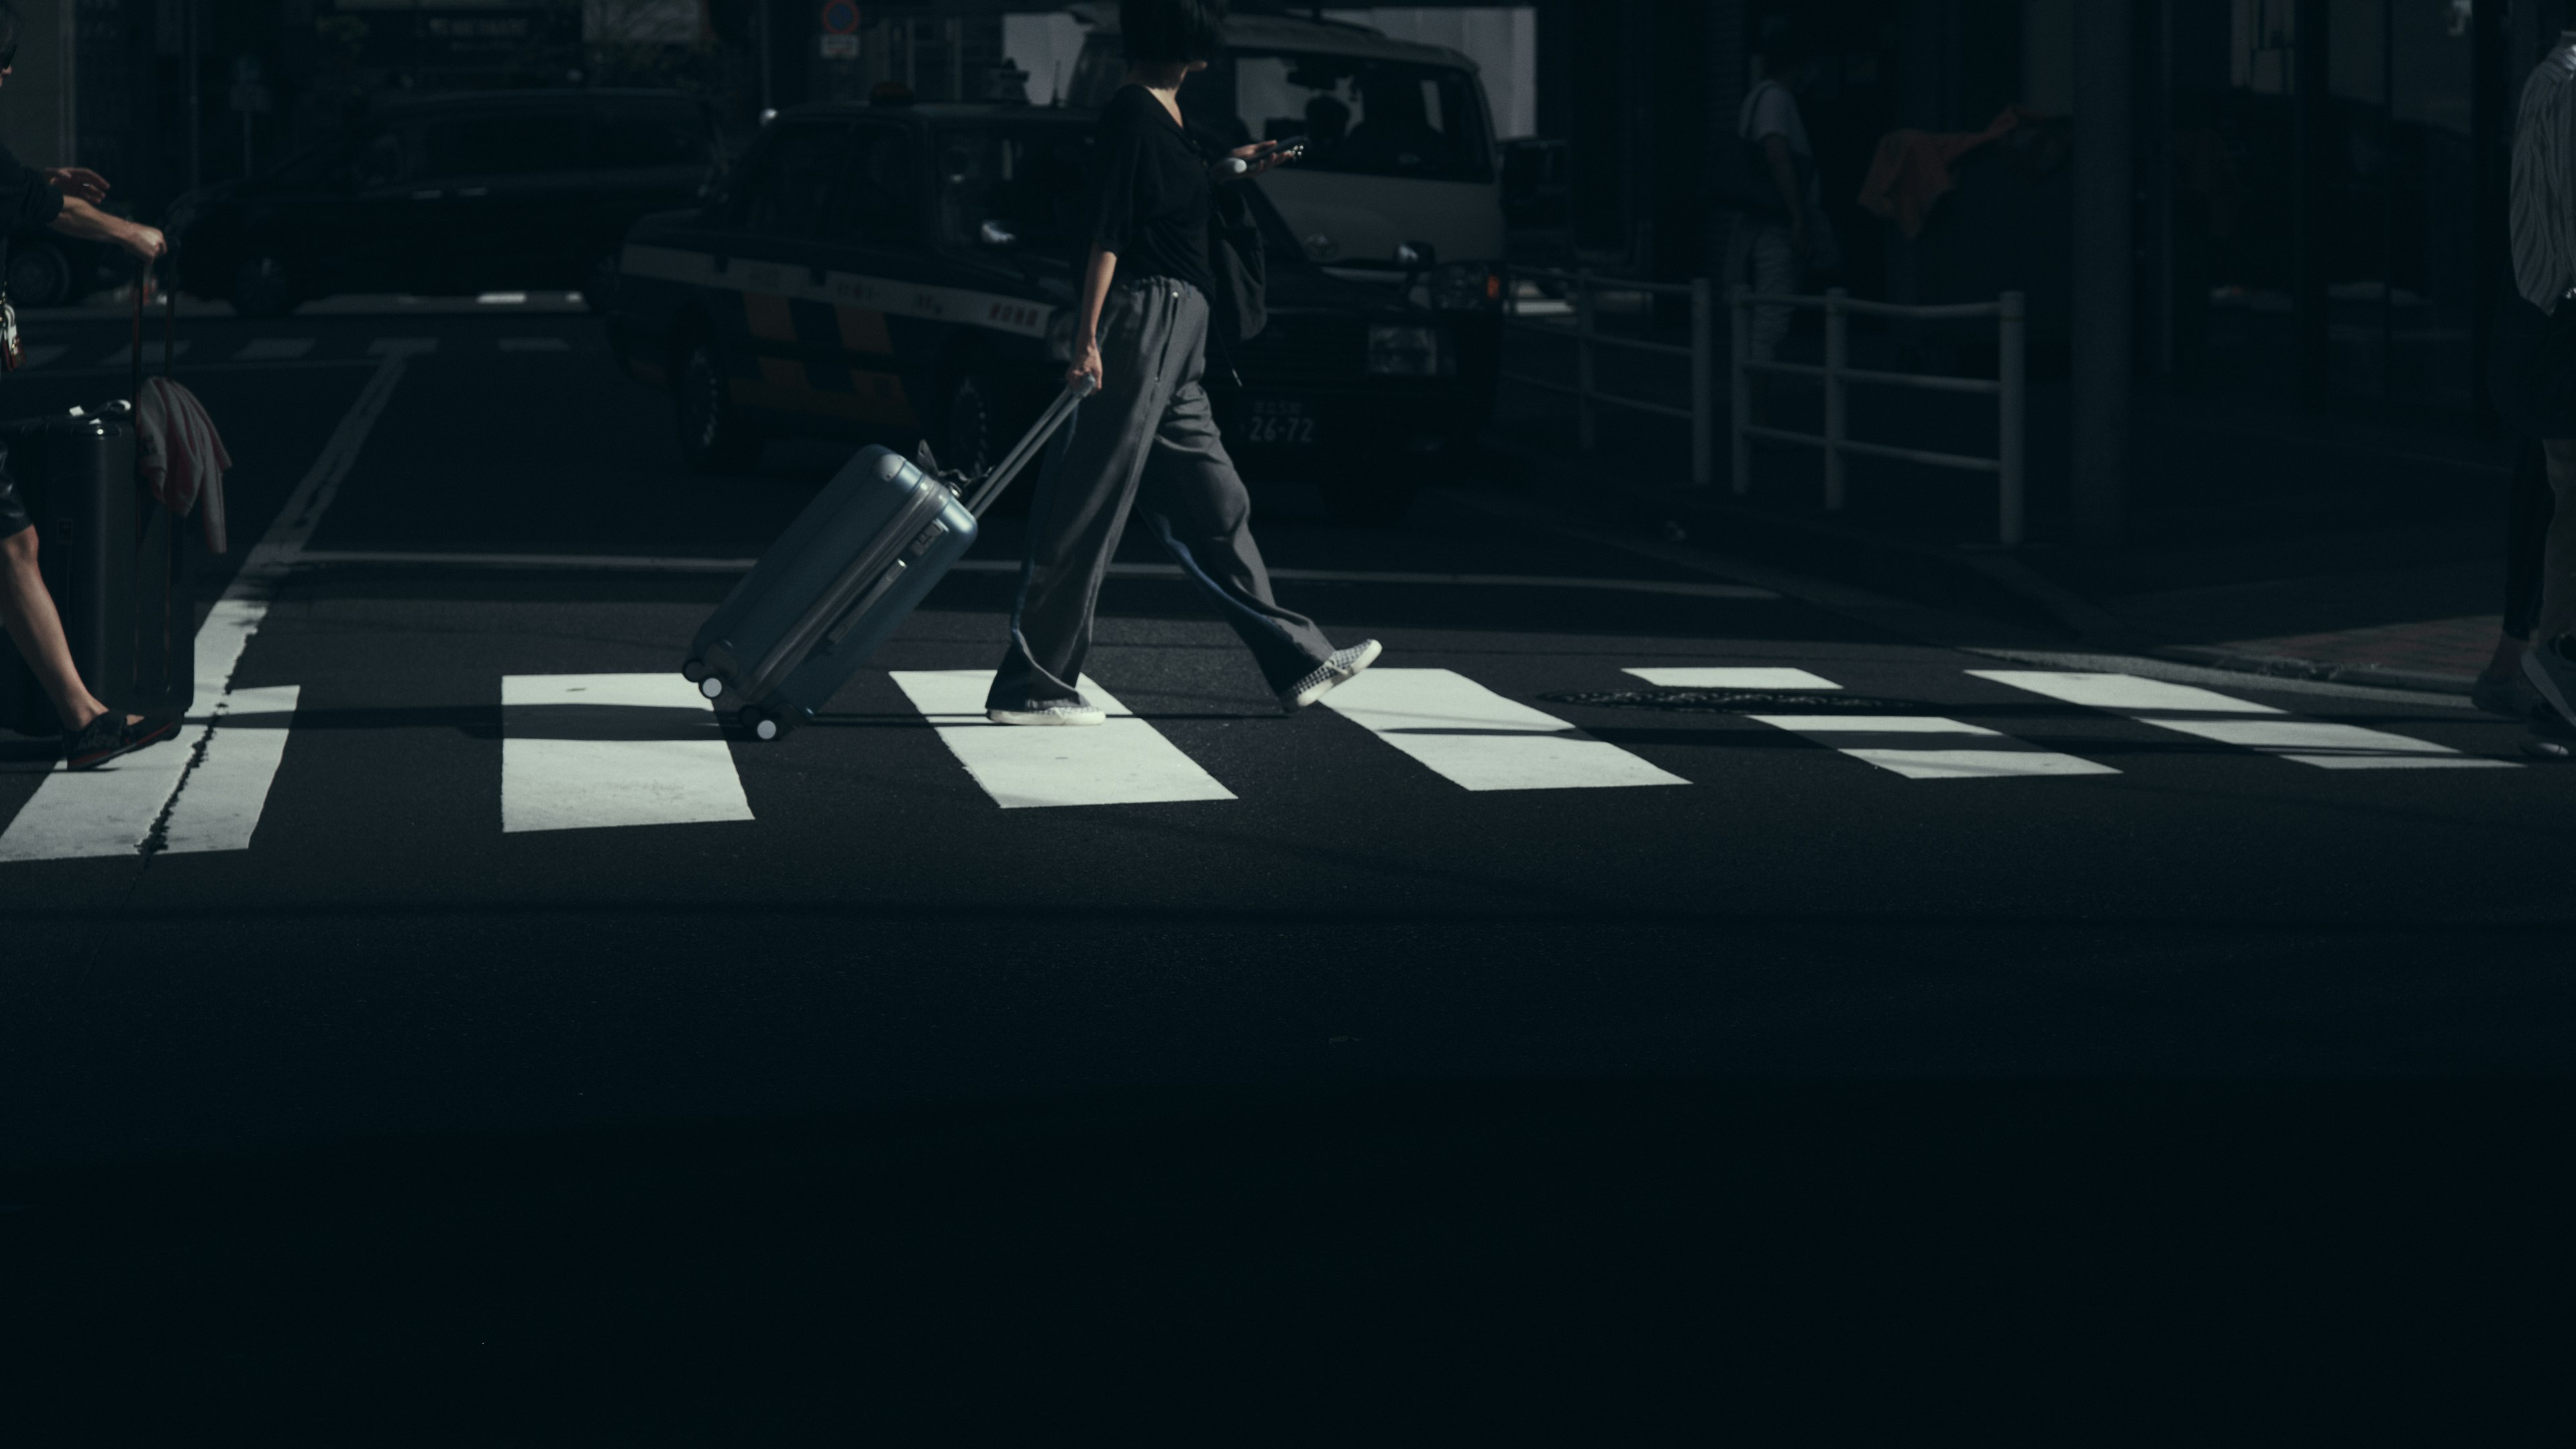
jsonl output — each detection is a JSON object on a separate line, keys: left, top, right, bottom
{"left": 1366, "top": 324, "right": 1439, "bottom": 376}
{"left": 1430, "top": 263, "right": 1502, "bottom": 311}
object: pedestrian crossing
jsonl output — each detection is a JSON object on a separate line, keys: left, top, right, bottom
{"left": 0, "top": 662, "right": 2522, "bottom": 862}
{"left": 9, "top": 333, "right": 590, "bottom": 371}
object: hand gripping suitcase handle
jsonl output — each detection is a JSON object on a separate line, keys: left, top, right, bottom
{"left": 965, "top": 376, "right": 1095, "bottom": 518}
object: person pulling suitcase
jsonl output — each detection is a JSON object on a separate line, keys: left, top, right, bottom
{"left": 983, "top": 0, "right": 1381, "bottom": 726}
{"left": 0, "top": 5, "right": 178, "bottom": 769}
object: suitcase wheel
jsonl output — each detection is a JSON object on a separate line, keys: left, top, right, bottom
{"left": 680, "top": 657, "right": 708, "bottom": 684}
{"left": 698, "top": 676, "right": 724, "bottom": 700}
{"left": 742, "top": 708, "right": 779, "bottom": 742}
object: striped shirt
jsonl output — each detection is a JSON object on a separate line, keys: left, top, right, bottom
{"left": 2512, "top": 43, "right": 2576, "bottom": 313}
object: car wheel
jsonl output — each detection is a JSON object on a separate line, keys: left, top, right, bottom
{"left": 5, "top": 241, "right": 72, "bottom": 310}
{"left": 675, "top": 340, "right": 762, "bottom": 474}
{"left": 1320, "top": 470, "right": 1419, "bottom": 527}
{"left": 581, "top": 251, "right": 620, "bottom": 314}
{"left": 230, "top": 256, "right": 298, "bottom": 319}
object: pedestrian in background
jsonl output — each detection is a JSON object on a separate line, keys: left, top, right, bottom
{"left": 0, "top": 1, "right": 178, "bottom": 767}
{"left": 2493, "top": 29, "right": 2576, "bottom": 733}
{"left": 1723, "top": 21, "right": 1837, "bottom": 424}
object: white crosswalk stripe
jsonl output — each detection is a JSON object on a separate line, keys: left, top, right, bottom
{"left": 1325, "top": 667, "right": 1688, "bottom": 792}
{"left": 1970, "top": 671, "right": 2512, "bottom": 769}
{"left": 501, "top": 674, "right": 755, "bottom": 833}
{"left": 157, "top": 686, "right": 301, "bottom": 853}
{"left": 1621, "top": 667, "right": 2118, "bottom": 780}
{"left": 0, "top": 722, "right": 201, "bottom": 861}
{"left": 890, "top": 670, "right": 1236, "bottom": 809}
{"left": 233, "top": 337, "right": 317, "bottom": 361}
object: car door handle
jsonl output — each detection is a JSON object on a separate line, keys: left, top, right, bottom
{"left": 410, "top": 189, "right": 443, "bottom": 201}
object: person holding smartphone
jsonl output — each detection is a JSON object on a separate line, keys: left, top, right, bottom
{"left": 983, "top": 0, "right": 1381, "bottom": 726}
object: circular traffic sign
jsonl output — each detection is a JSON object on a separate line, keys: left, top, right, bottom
{"left": 820, "top": 0, "right": 859, "bottom": 35}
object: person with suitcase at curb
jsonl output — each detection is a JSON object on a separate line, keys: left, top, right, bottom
{"left": 0, "top": 5, "right": 178, "bottom": 769}
{"left": 983, "top": 0, "right": 1381, "bottom": 727}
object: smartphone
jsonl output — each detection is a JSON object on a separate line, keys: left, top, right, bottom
{"left": 1271, "top": 136, "right": 1307, "bottom": 162}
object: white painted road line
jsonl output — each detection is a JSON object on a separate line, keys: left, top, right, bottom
{"left": 1971, "top": 671, "right": 2513, "bottom": 769}
{"left": 1746, "top": 713, "right": 2121, "bottom": 781}
{"left": 498, "top": 337, "right": 570, "bottom": 353}
{"left": 233, "top": 337, "right": 316, "bottom": 361}
{"left": 889, "top": 670, "right": 1236, "bottom": 810}
{"left": 157, "top": 686, "right": 301, "bottom": 853}
{"left": 501, "top": 674, "right": 754, "bottom": 835}
{"left": 0, "top": 729, "right": 199, "bottom": 861}
{"left": 96, "top": 341, "right": 190, "bottom": 368}
{"left": 368, "top": 337, "right": 438, "bottom": 357}
{"left": 18, "top": 344, "right": 66, "bottom": 369}
{"left": 1624, "top": 667, "right": 1841, "bottom": 689}
{"left": 1320, "top": 668, "right": 1689, "bottom": 792}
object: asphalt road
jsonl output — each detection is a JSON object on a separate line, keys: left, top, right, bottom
{"left": 1, "top": 302, "right": 2566, "bottom": 1434}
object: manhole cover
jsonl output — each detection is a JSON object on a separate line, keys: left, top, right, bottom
{"left": 1539, "top": 689, "right": 1925, "bottom": 714}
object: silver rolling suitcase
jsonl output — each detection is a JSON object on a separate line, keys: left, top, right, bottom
{"left": 682, "top": 380, "right": 1089, "bottom": 739}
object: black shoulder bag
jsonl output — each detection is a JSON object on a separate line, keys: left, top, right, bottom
{"left": 1205, "top": 180, "right": 1267, "bottom": 382}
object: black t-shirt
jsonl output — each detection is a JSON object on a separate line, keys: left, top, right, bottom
{"left": 1089, "top": 85, "right": 1212, "bottom": 297}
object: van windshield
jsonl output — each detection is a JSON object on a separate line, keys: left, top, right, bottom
{"left": 930, "top": 125, "right": 1093, "bottom": 258}
{"left": 1212, "top": 52, "right": 1493, "bottom": 184}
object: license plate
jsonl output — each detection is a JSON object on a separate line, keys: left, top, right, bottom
{"left": 1238, "top": 398, "right": 1318, "bottom": 446}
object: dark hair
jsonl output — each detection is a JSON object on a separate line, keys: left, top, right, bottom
{"left": 1121, "top": 0, "right": 1227, "bottom": 68}
{"left": 0, "top": 3, "right": 20, "bottom": 66}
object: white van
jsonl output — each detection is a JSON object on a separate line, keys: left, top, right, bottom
{"left": 1065, "top": 6, "right": 1506, "bottom": 293}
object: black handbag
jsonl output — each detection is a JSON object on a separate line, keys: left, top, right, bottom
{"left": 1206, "top": 179, "right": 1267, "bottom": 372}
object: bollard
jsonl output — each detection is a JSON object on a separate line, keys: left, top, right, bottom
{"left": 1999, "top": 290, "right": 2026, "bottom": 546}
{"left": 1690, "top": 276, "right": 1711, "bottom": 488}
{"left": 1824, "top": 286, "right": 1848, "bottom": 512}
{"left": 1729, "top": 284, "right": 1751, "bottom": 496}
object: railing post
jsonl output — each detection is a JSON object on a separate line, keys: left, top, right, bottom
{"left": 1728, "top": 283, "right": 1750, "bottom": 496}
{"left": 1689, "top": 276, "right": 1711, "bottom": 488}
{"left": 1824, "top": 286, "right": 1848, "bottom": 512}
{"left": 1574, "top": 267, "right": 1597, "bottom": 453}
{"left": 1998, "top": 290, "right": 2026, "bottom": 547}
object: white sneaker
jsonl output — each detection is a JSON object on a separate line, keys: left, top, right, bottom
{"left": 987, "top": 697, "right": 1107, "bottom": 726}
{"left": 1279, "top": 639, "right": 1383, "bottom": 712}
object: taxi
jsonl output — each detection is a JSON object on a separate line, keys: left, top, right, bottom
{"left": 604, "top": 99, "right": 1483, "bottom": 523}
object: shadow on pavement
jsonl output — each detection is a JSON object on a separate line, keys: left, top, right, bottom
{"left": 9, "top": 1076, "right": 2562, "bottom": 1437}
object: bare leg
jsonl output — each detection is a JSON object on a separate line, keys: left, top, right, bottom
{"left": 0, "top": 527, "right": 112, "bottom": 734}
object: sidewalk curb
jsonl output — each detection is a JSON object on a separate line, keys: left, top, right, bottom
{"left": 2151, "top": 645, "right": 2479, "bottom": 698}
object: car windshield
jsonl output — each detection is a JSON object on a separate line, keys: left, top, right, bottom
{"left": 1200, "top": 52, "right": 1493, "bottom": 184}
{"left": 930, "top": 125, "right": 1091, "bottom": 257}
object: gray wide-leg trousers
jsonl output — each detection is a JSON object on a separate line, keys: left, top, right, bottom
{"left": 987, "top": 277, "right": 1336, "bottom": 710}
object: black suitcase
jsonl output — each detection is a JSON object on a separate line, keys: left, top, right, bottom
{"left": 0, "top": 405, "right": 192, "bottom": 737}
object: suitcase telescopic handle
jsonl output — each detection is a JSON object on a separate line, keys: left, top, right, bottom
{"left": 965, "top": 376, "right": 1096, "bottom": 518}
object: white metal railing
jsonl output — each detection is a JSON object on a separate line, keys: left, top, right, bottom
{"left": 1731, "top": 285, "right": 2027, "bottom": 546}
{"left": 1501, "top": 267, "right": 1713, "bottom": 488}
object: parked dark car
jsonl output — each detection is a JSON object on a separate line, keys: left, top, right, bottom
{"left": 166, "top": 87, "right": 724, "bottom": 317}
{"left": 5, "top": 223, "right": 125, "bottom": 309}
{"left": 606, "top": 101, "right": 1481, "bottom": 524}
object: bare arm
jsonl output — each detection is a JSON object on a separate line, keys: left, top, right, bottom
{"left": 1067, "top": 244, "right": 1118, "bottom": 390}
{"left": 49, "top": 196, "right": 163, "bottom": 262}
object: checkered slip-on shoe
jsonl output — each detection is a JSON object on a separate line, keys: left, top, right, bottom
{"left": 65, "top": 714, "right": 179, "bottom": 771}
{"left": 1278, "top": 639, "right": 1384, "bottom": 713}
